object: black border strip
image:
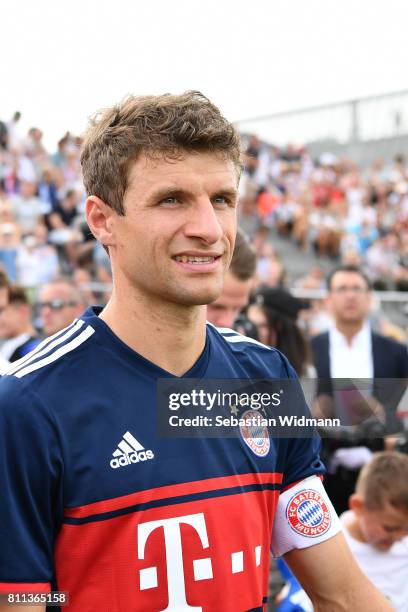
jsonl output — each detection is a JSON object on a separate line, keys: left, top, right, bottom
{"left": 64, "top": 482, "right": 281, "bottom": 525}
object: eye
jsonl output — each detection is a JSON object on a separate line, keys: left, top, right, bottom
{"left": 159, "top": 196, "right": 178, "bottom": 206}
{"left": 212, "top": 195, "right": 234, "bottom": 207}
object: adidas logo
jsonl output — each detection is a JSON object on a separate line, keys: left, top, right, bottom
{"left": 110, "top": 431, "right": 154, "bottom": 469}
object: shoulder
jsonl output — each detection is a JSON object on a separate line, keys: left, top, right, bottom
{"left": 207, "top": 323, "right": 295, "bottom": 378}
{"left": 310, "top": 331, "right": 329, "bottom": 348}
{"left": 372, "top": 332, "right": 408, "bottom": 355}
{"left": 0, "top": 373, "right": 55, "bottom": 433}
{"left": 1, "top": 318, "right": 96, "bottom": 387}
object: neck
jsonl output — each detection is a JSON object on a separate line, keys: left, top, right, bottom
{"left": 99, "top": 288, "right": 207, "bottom": 376}
{"left": 335, "top": 320, "right": 365, "bottom": 344}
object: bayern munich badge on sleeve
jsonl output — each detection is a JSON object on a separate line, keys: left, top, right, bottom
{"left": 286, "top": 489, "right": 331, "bottom": 537}
{"left": 239, "top": 409, "right": 270, "bottom": 457}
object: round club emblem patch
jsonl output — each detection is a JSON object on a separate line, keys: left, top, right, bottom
{"left": 240, "top": 409, "right": 270, "bottom": 457}
{"left": 286, "top": 489, "right": 331, "bottom": 537}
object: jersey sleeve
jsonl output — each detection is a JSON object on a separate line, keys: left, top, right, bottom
{"left": 0, "top": 376, "right": 64, "bottom": 593}
{"left": 275, "top": 354, "right": 326, "bottom": 485}
{"left": 271, "top": 355, "right": 341, "bottom": 557}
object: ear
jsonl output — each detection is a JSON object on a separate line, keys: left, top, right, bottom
{"left": 349, "top": 493, "right": 364, "bottom": 514}
{"left": 86, "top": 196, "right": 116, "bottom": 247}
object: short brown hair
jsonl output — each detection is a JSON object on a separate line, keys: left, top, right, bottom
{"left": 230, "top": 229, "right": 256, "bottom": 281}
{"left": 327, "top": 265, "right": 371, "bottom": 291}
{"left": 0, "top": 270, "right": 9, "bottom": 289}
{"left": 81, "top": 91, "right": 241, "bottom": 215}
{"left": 356, "top": 451, "right": 408, "bottom": 511}
{"left": 40, "top": 277, "right": 87, "bottom": 306}
{"left": 8, "top": 285, "right": 29, "bottom": 306}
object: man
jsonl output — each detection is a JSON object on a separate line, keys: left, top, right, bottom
{"left": 0, "top": 93, "right": 390, "bottom": 611}
{"left": 0, "top": 285, "right": 40, "bottom": 363}
{"left": 10, "top": 181, "right": 50, "bottom": 235}
{"left": 37, "top": 279, "right": 87, "bottom": 337}
{"left": 311, "top": 264, "right": 408, "bottom": 513}
{"left": 206, "top": 227, "right": 256, "bottom": 328}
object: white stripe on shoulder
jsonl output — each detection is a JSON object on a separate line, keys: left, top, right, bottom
{"left": 206, "top": 321, "right": 240, "bottom": 336}
{"left": 6, "top": 319, "right": 85, "bottom": 376}
{"left": 13, "top": 326, "right": 95, "bottom": 378}
{"left": 222, "top": 334, "right": 272, "bottom": 349}
{"left": 216, "top": 327, "right": 240, "bottom": 335}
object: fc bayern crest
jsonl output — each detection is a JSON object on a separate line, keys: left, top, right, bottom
{"left": 286, "top": 489, "right": 331, "bottom": 537}
{"left": 240, "top": 409, "right": 270, "bottom": 457}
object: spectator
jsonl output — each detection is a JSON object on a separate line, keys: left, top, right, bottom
{"left": 38, "top": 166, "right": 60, "bottom": 209}
{"left": 37, "top": 278, "right": 87, "bottom": 337}
{"left": 0, "top": 285, "right": 40, "bottom": 362}
{"left": 342, "top": 452, "right": 408, "bottom": 610}
{"left": 243, "top": 134, "right": 261, "bottom": 178}
{"left": 311, "top": 265, "right": 408, "bottom": 513}
{"left": 366, "top": 232, "right": 400, "bottom": 288}
{"left": 47, "top": 187, "right": 83, "bottom": 267}
{"left": 9, "top": 180, "right": 50, "bottom": 234}
{"left": 207, "top": 228, "right": 256, "bottom": 328}
{"left": 0, "top": 221, "right": 20, "bottom": 282}
{"left": 247, "top": 287, "right": 314, "bottom": 378}
{"left": 6, "top": 111, "right": 22, "bottom": 152}
{"left": 16, "top": 225, "right": 60, "bottom": 287}
{"left": 274, "top": 190, "right": 298, "bottom": 237}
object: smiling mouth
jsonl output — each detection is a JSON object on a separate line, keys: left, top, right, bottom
{"left": 173, "top": 255, "right": 220, "bottom": 264}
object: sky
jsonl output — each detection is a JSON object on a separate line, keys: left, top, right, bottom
{"left": 2, "top": 0, "right": 408, "bottom": 149}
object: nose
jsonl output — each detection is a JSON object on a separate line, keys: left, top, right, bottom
{"left": 40, "top": 305, "right": 54, "bottom": 318}
{"left": 183, "top": 198, "right": 224, "bottom": 245}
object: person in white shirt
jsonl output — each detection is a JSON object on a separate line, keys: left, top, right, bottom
{"left": 342, "top": 452, "right": 408, "bottom": 611}
{"left": 10, "top": 181, "right": 50, "bottom": 234}
{"left": 311, "top": 265, "right": 408, "bottom": 513}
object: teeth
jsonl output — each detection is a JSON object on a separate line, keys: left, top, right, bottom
{"left": 175, "top": 255, "right": 215, "bottom": 264}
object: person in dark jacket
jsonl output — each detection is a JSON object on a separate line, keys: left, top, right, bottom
{"left": 311, "top": 265, "right": 408, "bottom": 513}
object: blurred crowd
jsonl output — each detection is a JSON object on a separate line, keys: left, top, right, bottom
{"left": 239, "top": 134, "right": 408, "bottom": 292}
{"left": 0, "top": 112, "right": 111, "bottom": 295}
{"left": 0, "top": 111, "right": 408, "bottom": 350}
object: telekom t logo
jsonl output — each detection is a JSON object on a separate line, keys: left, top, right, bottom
{"left": 138, "top": 513, "right": 210, "bottom": 611}
{"left": 137, "top": 512, "right": 262, "bottom": 612}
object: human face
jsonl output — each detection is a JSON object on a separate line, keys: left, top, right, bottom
{"left": 106, "top": 153, "right": 238, "bottom": 307}
{"left": 39, "top": 284, "right": 84, "bottom": 336}
{"left": 247, "top": 304, "right": 270, "bottom": 345}
{"left": 327, "top": 271, "right": 371, "bottom": 326}
{"left": 355, "top": 500, "right": 408, "bottom": 551}
{"left": 207, "top": 271, "right": 252, "bottom": 328}
{"left": 0, "top": 303, "right": 25, "bottom": 338}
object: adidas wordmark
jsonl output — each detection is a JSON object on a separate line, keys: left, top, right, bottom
{"left": 110, "top": 431, "right": 154, "bottom": 469}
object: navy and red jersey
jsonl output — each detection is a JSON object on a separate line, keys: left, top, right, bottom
{"left": 0, "top": 307, "right": 327, "bottom": 612}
